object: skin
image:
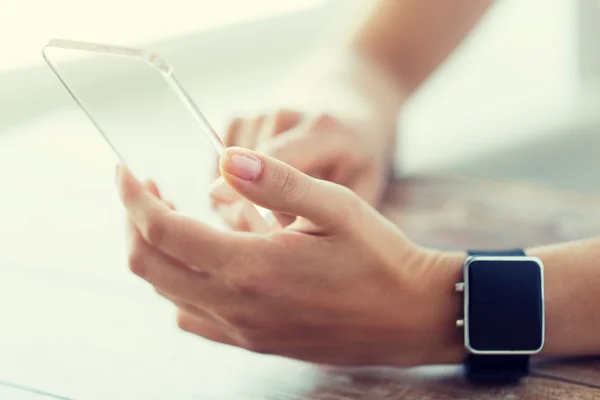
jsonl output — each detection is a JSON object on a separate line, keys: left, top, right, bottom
{"left": 116, "top": 0, "right": 600, "bottom": 366}
{"left": 118, "top": 148, "right": 600, "bottom": 366}
{"left": 210, "top": 0, "right": 495, "bottom": 229}
{"left": 120, "top": 149, "right": 461, "bottom": 366}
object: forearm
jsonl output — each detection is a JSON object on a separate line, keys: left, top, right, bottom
{"left": 434, "top": 238, "right": 600, "bottom": 364}
{"left": 347, "top": 0, "right": 495, "bottom": 95}
{"left": 284, "top": 0, "right": 494, "bottom": 148}
{"left": 530, "top": 238, "right": 600, "bottom": 356}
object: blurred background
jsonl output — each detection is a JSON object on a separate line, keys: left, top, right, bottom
{"left": 2, "top": 0, "right": 600, "bottom": 187}
{"left": 0, "top": 0, "right": 599, "bottom": 398}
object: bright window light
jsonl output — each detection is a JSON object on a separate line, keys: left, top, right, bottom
{"left": 0, "top": 0, "right": 326, "bottom": 72}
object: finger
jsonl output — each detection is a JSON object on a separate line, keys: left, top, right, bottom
{"left": 272, "top": 212, "right": 296, "bottom": 227}
{"left": 127, "top": 221, "right": 227, "bottom": 304}
{"left": 215, "top": 117, "right": 243, "bottom": 180}
{"left": 223, "top": 117, "right": 243, "bottom": 147}
{"left": 209, "top": 177, "right": 242, "bottom": 208}
{"left": 117, "top": 164, "right": 237, "bottom": 268}
{"left": 256, "top": 109, "right": 303, "bottom": 145}
{"left": 219, "top": 147, "right": 353, "bottom": 228}
{"left": 217, "top": 199, "right": 273, "bottom": 233}
{"left": 216, "top": 202, "right": 252, "bottom": 232}
{"left": 210, "top": 177, "right": 277, "bottom": 232}
{"left": 176, "top": 309, "right": 241, "bottom": 347}
{"left": 144, "top": 180, "right": 178, "bottom": 209}
{"left": 256, "top": 124, "right": 344, "bottom": 174}
{"left": 238, "top": 115, "right": 265, "bottom": 150}
{"left": 145, "top": 180, "right": 161, "bottom": 199}
{"left": 156, "top": 289, "right": 234, "bottom": 331}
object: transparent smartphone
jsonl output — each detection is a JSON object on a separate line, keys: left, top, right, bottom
{"left": 42, "top": 39, "right": 273, "bottom": 231}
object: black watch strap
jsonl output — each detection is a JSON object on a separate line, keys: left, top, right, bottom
{"left": 465, "top": 249, "right": 530, "bottom": 383}
{"left": 465, "top": 353, "right": 530, "bottom": 382}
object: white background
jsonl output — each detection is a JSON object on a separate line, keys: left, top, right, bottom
{"left": 0, "top": 0, "right": 325, "bottom": 72}
{"left": 2, "top": 0, "right": 599, "bottom": 172}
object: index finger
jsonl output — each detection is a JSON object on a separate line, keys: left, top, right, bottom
{"left": 116, "top": 165, "right": 236, "bottom": 269}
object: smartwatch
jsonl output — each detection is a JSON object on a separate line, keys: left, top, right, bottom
{"left": 455, "top": 249, "right": 545, "bottom": 383}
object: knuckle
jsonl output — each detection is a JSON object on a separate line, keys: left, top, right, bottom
{"left": 334, "top": 185, "right": 363, "bottom": 222}
{"left": 127, "top": 248, "right": 146, "bottom": 277}
{"left": 221, "top": 203, "right": 251, "bottom": 232}
{"left": 220, "top": 242, "right": 277, "bottom": 293}
{"left": 271, "top": 109, "right": 301, "bottom": 132}
{"left": 176, "top": 310, "right": 193, "bottom": 332}
{"left": 228, "top": 260, "right": 283, "bottom": 299}
{"left": 309, "top": 113, "right": 339, "bottom": 134}
{"left": 232, "top": 206, "right": 252, "bottom": 232}
{"left": 141, "top": 211, "right": 166, "bottom": 246}
{"left": 336, "top": 184, "right": 358, "bottom": 201}
{"left": 269, "top": 168, "right": 306, "bottom": 201}
{"left": 226, "top": 216, "right": 250, "bottom": 232}
{"left": 230, "top": 274, "right": 266, "bottom": 298}
{"left": 232, "top": 219, "right": 251, "bottom": 232}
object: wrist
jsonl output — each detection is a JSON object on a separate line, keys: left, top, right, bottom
{"left": 420, "top": 250, "right": 468, "bottom": 365}
{"left": 414, "top": 242, "right": 600, "bottom": 368}
{"left": 528, "top": 239, "right": 600, "bottom": 358}
{"left": 386, "top": 248, "right": 467, "bottom": 367}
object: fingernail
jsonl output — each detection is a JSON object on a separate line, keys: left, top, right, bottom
{"left": 222, "top": 150, "right": 263, "bottom": 181}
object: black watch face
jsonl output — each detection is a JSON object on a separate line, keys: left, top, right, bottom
{"left": 466, "top": 257, "right": 544, "bottom": 353}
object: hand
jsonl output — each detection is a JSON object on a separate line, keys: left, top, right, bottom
{"left": 210, "top": 51, "right": 404, "bottom": 232}
{"left": 117, "top": 147, "right": 464, "bottom": 367}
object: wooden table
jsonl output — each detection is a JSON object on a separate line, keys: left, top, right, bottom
{"left": 346, "top": 175, "right": 600, "bottom": 399}
{"left": 262, "top": 175, "right": 600, "bottom": 400}
{"left": 2, "top": 166, "right": 600, "bottom": 399}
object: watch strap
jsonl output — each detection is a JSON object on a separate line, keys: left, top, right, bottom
{"left": 465, "top": 249, "right": 530, "bottom": 383}
{"left": 467, "top": 249, "right": 525, "bottom": 257}
{"left": 465, "top": 354, "right": 530, "bottom": 382}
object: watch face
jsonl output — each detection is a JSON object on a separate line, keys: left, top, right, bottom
{"left": 466, "top": 257, "right": 544, "bottom": 353}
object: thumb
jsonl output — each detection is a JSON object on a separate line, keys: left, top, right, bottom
{"left": 219, "top": 147, "right": 349, "bottom": 228}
